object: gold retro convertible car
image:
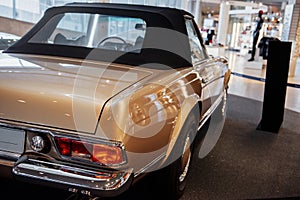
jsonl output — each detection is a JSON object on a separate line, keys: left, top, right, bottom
{"left": 0, "top": 2, "right": 230, "bottom": 199}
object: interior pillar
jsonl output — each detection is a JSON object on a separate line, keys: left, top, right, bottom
{"left": 217, "top": 1, "right": 230, "bottom": 45}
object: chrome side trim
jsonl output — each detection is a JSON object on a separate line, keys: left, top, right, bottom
{"left": 198, "top": 91, "right": 225, "bottom": 131}
{"left": 13, "top": 158, "right": 133, "bottom": 191}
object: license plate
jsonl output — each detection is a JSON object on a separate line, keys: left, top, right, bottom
{"left": 0, "top": 127, "right": 25, "bottom": 154}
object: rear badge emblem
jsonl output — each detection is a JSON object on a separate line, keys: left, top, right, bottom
{"left": 31, "top": 136, "right": 45, "bottom": 152}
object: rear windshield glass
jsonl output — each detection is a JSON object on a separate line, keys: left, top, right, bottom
{"left": 28, "top": 13, "right": 146, "bottom": 53}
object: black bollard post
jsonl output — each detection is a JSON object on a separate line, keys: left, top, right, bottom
{"left": 257, "top": 41, "right": 292, "bottom": 133}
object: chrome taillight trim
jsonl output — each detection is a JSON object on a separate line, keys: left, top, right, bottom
{"left": 53, "top": 134, "right": 128, "bottom": 167}
{"left": 0, "top": 120, "right": 128, "bottom": 167}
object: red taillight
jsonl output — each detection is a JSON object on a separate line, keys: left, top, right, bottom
{"left": 71, "top": 140, "right": 92, "bottom": 160}
{"left": 55, "top": 137, "right": 71, "bottom": 156}
{"left": 55, "top": 137, "right": 125, "bottom": 166}
{"left": 92, "top": 144, "right": 124, "bottom": 166}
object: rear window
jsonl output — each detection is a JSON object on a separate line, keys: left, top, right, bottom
{"left": 28, "top": 13, "right": 146, "bottom": 53}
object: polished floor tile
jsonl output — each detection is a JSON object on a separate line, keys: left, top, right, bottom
{"left": 206, "top": 46, "right": 300, "bottom": 113}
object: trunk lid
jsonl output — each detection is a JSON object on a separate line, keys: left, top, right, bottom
{"left": 0, "top": 53, "right": 151, "bottom": 133}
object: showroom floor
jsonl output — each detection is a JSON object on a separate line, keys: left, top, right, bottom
{"left": 206, "top": 46, "right": 300, "bottom": 113}
{"left": 181, "top": 94, "right": 300, "bottom": 200}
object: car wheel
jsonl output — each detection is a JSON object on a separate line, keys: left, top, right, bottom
{"left": 152, "top": 112, "right": 198, "bottom": 199}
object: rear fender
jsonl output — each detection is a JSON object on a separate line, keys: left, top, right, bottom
{"left": 162, "top": 96, "right": 200, "bottom": 166}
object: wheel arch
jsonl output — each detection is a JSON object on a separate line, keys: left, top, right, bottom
{"left": 162, "top": 96, "right": 201, "bottom": 165}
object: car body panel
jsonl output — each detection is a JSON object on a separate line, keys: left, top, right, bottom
{"left": 0, "top": 54, "right": 151, "bottom": 133}
{"left": 97, "top": 66, "right": 204, "bottom": 172}
{"left": 0, "top": 2, "right": 231, "bottom": 198}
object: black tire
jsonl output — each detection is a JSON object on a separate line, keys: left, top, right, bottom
{"left": 152, "top": 112, "right": 198, "bottom": 200}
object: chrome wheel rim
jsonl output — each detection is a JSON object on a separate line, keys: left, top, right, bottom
{"left": 179, "top": 135, "right": 192, "bottom": 183}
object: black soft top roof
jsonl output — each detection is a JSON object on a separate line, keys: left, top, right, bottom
{"left": 50, "top": 2, "right": 194, "bottom": 34}
{"left": 5, "top": 3, "right": 196, "bottom": 68}
{"left": 66, "top": 2, "right": 194, "bottom": 23}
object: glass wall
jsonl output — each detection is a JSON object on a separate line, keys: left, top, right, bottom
{"left": 0, "top": 0, "right": 185, "bottom": 24}
{"left": 110, "top": 0, "right": 182, "bottom": 9}
{"left": 0, "top": 0, "right": 91, "bottom": 23}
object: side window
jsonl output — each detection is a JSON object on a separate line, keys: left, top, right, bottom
{"left": 185, "top": 19, "right": 207, "bottom": 64}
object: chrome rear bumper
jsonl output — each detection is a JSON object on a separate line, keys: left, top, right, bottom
{"left": 12, "top": 156, "right": 133, "bottom": 197}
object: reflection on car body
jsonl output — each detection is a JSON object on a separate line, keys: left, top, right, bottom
{"left": 0, "top": 2, "right": 231, "bottom": 200}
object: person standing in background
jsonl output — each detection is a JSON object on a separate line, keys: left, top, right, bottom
{"left": 248, "top": 10, "right": 264, "bottom": 62}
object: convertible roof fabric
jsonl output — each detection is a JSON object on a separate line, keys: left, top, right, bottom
{"left": 5, "top": 3, "right": 196, "bottom": 68}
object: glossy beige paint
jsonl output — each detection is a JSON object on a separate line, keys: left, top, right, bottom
{"left": 0, "top": 53, "right": 151, "bottom": 133}
{"left": 0, "top": 52, "right": 230, "bottom": 171}
{"left": 96, "top": 67, "right": 206, "bottom": 171}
